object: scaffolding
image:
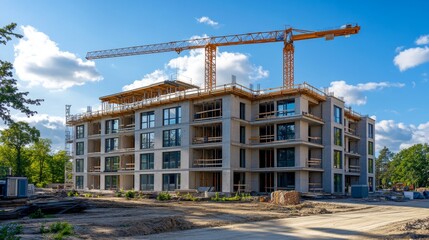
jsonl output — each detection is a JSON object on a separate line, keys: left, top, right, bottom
{"left": 64, "top": 105, "right": 74, "bottom": 189}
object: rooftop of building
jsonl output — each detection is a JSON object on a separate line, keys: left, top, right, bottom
{"left": 66, "top": 78, "right": 367, "bottom": 124}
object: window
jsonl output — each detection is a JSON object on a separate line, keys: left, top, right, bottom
{"left": 105, "top": 175, "right": 119, "bottom": 190}
{"left": 105, "top": 156, "right": 120, "bottom": 172}
{"left": 141, "top": 132, "right": 155, "bottom": 149}
{"left": 233, "top": 172, "right": 246, "bottom": 192}
{"left": 141, "top": 111, "right": 155, "bottom": 129}
{"left": 368, "top": 177, "right": 374, "bottom": 192}
{"left": 75, "top": 176, "right": 84, "bottom": 189}
{"left": 259, "top": 149, "right": 274, "bottom": 168}
{"left": 277, "top": 172, "right": 295, "bottom": 190}
{"left": 239, "top": 102, "right": 245, "bottom": 120}
{"left": 105, "top": 119, "right": 119, "bottom": 134}
{"left": 368, "top": 141, "right": 374, "bottom": 155}
{"left": 163, "top": 173, "right": 180, "bottom": 191}
{"left": 277, "top": 148, "right": 295, "bottom": 167}
{"left": 334, "top": 127, "right": 342, "bottom": 146}
{"left": 368, "top": 123, "right": 374, "bottom": 139}
{"left": 76, "top": 142, "right": 84, "bottom": 155}
{"left": 334, "top": 106, "right": 342, "bottom": 124}
{"left": 76, "top": 159, "right": 84, "bottom": 172}
{"left": 239, "top": 149, "right": 246, "bottom": 168}
{"left": 240, "top": 126, "right": 246, "bottom": 144}
{"left": 334, "top": 174, "right": 342, "bottom": 193}
{"left": 163, "top": 106, "right": 181, "bottom": 125}
{"left": 140, "top": 174, "right": 154, "bottom": 191}
{"left": 277, "top": 99, "right": 295, "bottom": 116}
{"left": 140, "top": 153, "right": 154, "bottom": 170}
{"left": 105, "top": 138, "right": 119, "bottom": 152}
{"left": 259, "top": 101, "right": 274, "bottom": 118}
{"left": 76, "top": 125, "right": 84, "bottom": 139}
{"left": 334, "top": 150, "right": 342, "bottom": 169}
{"left": 163, "top": 151, "right": 181, "bottom": 169}
{"left": 277, "top": 123, "right": 295, "bottom": 140}
{"left": 163, "top": 129, "right": 181, "bottom": 147}
{"left": 368, "top": 158, "right": 374, "bottom": 173}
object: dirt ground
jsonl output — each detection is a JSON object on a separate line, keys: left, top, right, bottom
{"left": 4, "top": 196, "right": 369, "bottom": 239}
{"left": 373, "top": 216, "right": 429, "bottom": 239}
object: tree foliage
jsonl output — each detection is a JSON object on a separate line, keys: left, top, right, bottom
{"left": 0, "top": 121, "right": 40, "bottom": 176}
{"left": 375, "top": 146, "right": 394, "bottom": 189}
{"left": 0, "top": 22, "right": 43, "bottom": 124}
{"left": 28, "top": 138, "right": 52, "bottom": 185}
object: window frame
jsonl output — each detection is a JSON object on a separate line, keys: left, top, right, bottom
{"left": 239, "top": 148, "right": 246, "bottom": 168}
{"left": 334, "top": 127, "right": 342, "bottom": 146}
{"left": 239, "top": 102, "right": 245, "bottom": 120}
{"left": 277, "top": 148, "right": 295, "bottom": 167}
{"left": 105, "top": 119, "right": 119, "bottom": 134}
{"left": 239, "top": 126, "right": 246, "bottom": 144}
{"left": 105, "top": 137, "right": 119, "bottom": 153}
{"left": 76, "top": 159, "right": 84, "bottom": 172}
{"left": 334, "top": 105, "right": 342, "bottom": 124}
{"left": 163, "top": 129, "right": 181, "bottom": 147}
{"left": 368, "top": 141, "right": 374, "bottom": 155}
{"left": 141, "top": 132, "right": 155, "bottom": 149}
{"left": 76, "top": 125, "right": 85, "bottom": 139}
{"left": 76, "top": 142, "right": 84, "bottom": 155}
{"left": 333, "top": 150, "right": 342, "bottom": 169}
{"left": 141, "top": 111, "right": 155, "bottom": 129}
{"left": 105, "top": 175, "right": 119, "bottom": 190}
{"left": 368, "top": 123, "right": 374, "bottom": 139}
{"left": 75, "top": 176, "right": 84, "bottom": 189}
{"left": 162, "top": 151, "right": 181, "bottom": 169}
{"left": 140, "top": 153, "right": 154, "bottom": 170}
{"left": 277, "top": 99, "right": 295, "bottom": 117}
{"left": 140, "top": 174, "right": 154, "bottom": 191}
{"left": 105, "top": 156, "right": 120, "bottom": 172}
{"left": 162, "top": 173, "right": 181, "bottom": 191}
{"left": 277, "top": 123, "right": 295, "bottom": 141}
{"left": 163, "top": 106, "right": 181, "bottom": 126}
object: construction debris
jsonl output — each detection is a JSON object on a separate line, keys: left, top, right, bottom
{"left": 271, "top": 191, "right": 301, "bottom": 205}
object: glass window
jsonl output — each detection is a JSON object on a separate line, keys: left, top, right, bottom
{"left": 141, "top": 132, "right": 155, "bottom": 149}
{"left": 76, "top": 142, "right": 84, "bottom": 155}
{"left": 277, "top": 148, "right": 295, "bottom": 167}
{"left": 334, "top": 150, "right": 342, "bottom": 169}
{"left": 368, "top": 158, "right": 374, "bottom": 173}
{"left": 277, "top": 172, "right": 295, "bottom": 190}
{"left": 163, "top": 106, "right": 181, "bottom": 126}
{"left": 140, "top": 153, "right": 154, "bottom": 170}
{"left": 105, "top": 119, "right": 119, "bottom": 134}
{"left": 163, "top": 151, "right": 181, "bottom": 169}
{"left": 163, "top": 173, "right": 181, "bottom": 191}
{"left": 277, "top": 99, "right": 295, "bottom": 117}
{"left": 75, "top": 176, "right": 84, "bottom": 189}
{"left": 239, "top": 102, "right": 245, "bottom": 120}
{"left": 334, "top": 174, "right": 342, "bottom": 193}
{"left": 105, "top": 138, "right": 119, "bottom": 152}
{"left": 239, "top": 149, "right": 246, "bottom": 168}
{"left": 141, "top": 111, "right": 155, "bottom": 129}
{"left": 334, "top": 106, "right": 342, "bottom": 124}
{"left": 368, "top": 141, "right": 374, "bottom": 155}
{"left": 76, "top": 125, "right": 84, "bottom": 139}
{"left": 277, "top": 123, "right": 295, "bottom": 140}
{"left": 140, "top": 174, "right": 154, "bottom": 191}
{"left": 259, "top": 149, "right": 274, "bottom": 168}
{"left": 240, "top": 126, "right": 246, "bottom": 144}
{"left": 105, "top": 156, "right": 120, "bottom": 172}
{"left": 76, "top": 159, "right": 84, "bottom": 172}
{"left": 368, "top": 123, "right": 374, "bottom": 139}
{"left": 334, "top": 127, "right": 342, "bottom": 146}
{"left": 105, "top": 175, "right": 119, "bottom": 190}
{"left": 163, "top": 129, "right": 181, "bottom": 147}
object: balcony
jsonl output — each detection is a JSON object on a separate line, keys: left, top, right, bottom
{"left": 193, "top": 136, "right": 222, "bottom": 144}
{"left": 193, "top": 148, "right": 222, "bottom": 168}
{"left": 308, "top": 136, "right": 322, "bottom": 145}
{"left": 192, "top": 124, "right": 222, "bottom": 145}
{"left": 309, "top": 182, "right": 323, "bottom": 192}
{"left": 194, "top": 99, "right": 222, "bottom": 121}
{"left": 193, "top": 158, "right": 223, "bottom": 168}
{"left": 307, "top": 158, "right": 322, "bottom": 168}
{"left": 347, "top": 165, "right": 361, "bottom": 173}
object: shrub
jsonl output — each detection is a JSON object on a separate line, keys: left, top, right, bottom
{"left": 48, "top": 222, "right": 74, "bottom": 240}
{"left": 0, "top": 223, "right": 23, "bottom": 240}
{"left": 183, "top": 193, "right": 198, "bottom": 201}
{"left": 211, "top": 192, "right": 221, "bottom": 201}
{"left": 125, "top": 190, "right": 135, "bottom": 199}
{"left": 29, "top": 208, "right": 45, "bottom": 219}
{"left": 115, "top": 189, "right": 125, "bottom": 197}
{"left": 156, "top": 192, "right": 171, "bottom": 201}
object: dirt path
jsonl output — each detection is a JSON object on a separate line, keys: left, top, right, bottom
{"left": 145, "top": 200, "right": 429, "bottom": 240}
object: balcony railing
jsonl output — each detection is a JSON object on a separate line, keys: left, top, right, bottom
{"left": 347, "top": 165, "right": 360, "bottom": 173}
{"left": 192, "top": 136, "right": 222, "bottom": 144}
{"left": 193, "top": 158, "right": 222, "bottom": 168}
{"left": 121, "top": 162, "right": 135, "bottom": 171}
{"left": 308, "top": 136, "right": 322, "bottom": 145}
{"left": 119, "top": 124, "right": 135, "bottom": 133}
{"left": 256, "top": 110, "right": 295, "bottom": 120}
{"left": 307, "top": 158, "right": 322, "bottom": 168}
{"left": 194, "top": 109, "right": 222, "bottom": 121}
{"left": 309, "top": 182, "right": 323, "bottom": 192}
{"left": 89, "top": 166, "right": 101, "bottom": 172}
{"left": 249, "top": 134, "right": 275, "bottom": 143}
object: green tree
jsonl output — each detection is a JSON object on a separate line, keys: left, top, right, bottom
{"left": 388, "top": 144, "right": 429, "bottom": 188}
{"left": 0, "top": 122, "right": 40, "bottom": 176}
{"left": 47, "top": 151, "right": 68, "bottom": 183}
{"left": 29, "top": 138, "right": 52, "bottom": 185}
{"left": 375, "top": 146, "right": 394, "bottom": 189}
{"left": 0, "top": 22, "right": 43, "bottom": 124}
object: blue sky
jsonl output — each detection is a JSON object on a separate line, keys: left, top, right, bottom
{"left": 1, "top": 0, "right": 429, "bottom": 152}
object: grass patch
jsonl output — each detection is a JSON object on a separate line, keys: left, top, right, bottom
{"left": 156, "top": 192, "right": 172, "bottom": 201}
{"left": 40, "top": 222, "right": 74, "bottom": 240}
{"left": 211, "top": 192, "right": 252, "bottom": 202}
{"left": 0, "top": 223, "right": 23, "bottom": 240}
{"left": 125, "top": 190, "right": 135, "bottom": 200}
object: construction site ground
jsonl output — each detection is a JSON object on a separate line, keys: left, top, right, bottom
{"left": 5, "top": 197, "right": 429, "bottom": 239}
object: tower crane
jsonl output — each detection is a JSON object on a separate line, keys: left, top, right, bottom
{"left": 86, "top": 24, "right": 360, "bottom": 91}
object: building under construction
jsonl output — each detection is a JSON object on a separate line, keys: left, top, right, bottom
{"left": 66, "top": 24, "right": 375, "bottom": 194}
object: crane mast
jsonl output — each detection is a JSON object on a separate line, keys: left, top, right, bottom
{"left": 86, "top": 25, "right": 360, "bottom": 91}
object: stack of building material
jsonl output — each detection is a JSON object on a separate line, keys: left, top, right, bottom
{"left": 271, "top": 191, "right": 300, "bottom": 205}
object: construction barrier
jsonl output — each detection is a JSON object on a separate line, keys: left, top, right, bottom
{"left": 271, "top": 190, "right": 301, "bottom": 205}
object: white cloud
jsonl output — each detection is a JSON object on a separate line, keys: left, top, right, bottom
{"left": 328, "top": 81, "right": 405, "bottom": 106}
{"left": 123, "top": 48, "right": 269, "bottom": 91}
{"left": 196, "top": 16, "right": 219, "bottom": 27}
{"left": 14, "top": 25, "right": 103, "bottom": 90}
{"left": 393, "top": 46, "right": 429, "bottom": 71}
{"left": 416, "top": 35, "right": 429, "bottom": 45}
{"left": 376, "top": 119, "right": 429, "bottom": 152}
